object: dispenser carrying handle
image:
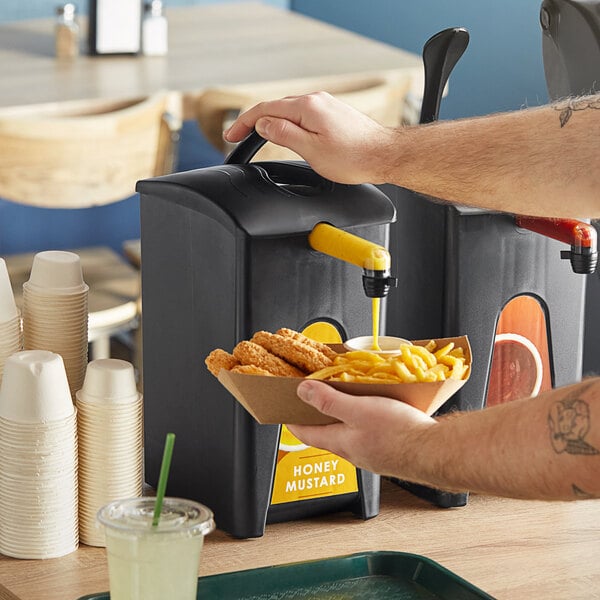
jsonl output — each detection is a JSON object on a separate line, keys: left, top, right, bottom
{"left": 224, "top": 129, "right": 267, "bottom": 165}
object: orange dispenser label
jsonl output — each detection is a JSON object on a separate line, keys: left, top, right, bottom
{"left": 270, "top": 322, "right": 359, "bottom": 505}
{"left": 487, "top": 295, "right": 552, "bottom": 406}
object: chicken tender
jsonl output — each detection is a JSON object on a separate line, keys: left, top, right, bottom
{"left": 205, "top": 349, "right": 240, "bottom": 377}
{"left": 231, "top": 364, "right": 274, "bottom": 376}
{"left": 252, "top": 331, "right": 332, "bottom": 373}
{"left": 276, "top": 327, "right": 339, "bottom": 361}
{"left": 233, "top": 341, "right": 304, "bottom": 378}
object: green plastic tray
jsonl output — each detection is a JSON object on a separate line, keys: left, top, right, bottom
{"left": 79, "top": 550, "right": 496, "bottom": 599}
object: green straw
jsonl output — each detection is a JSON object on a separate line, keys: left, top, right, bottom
{"left": 152, "top": 432, "right": 176, "bottom": 527}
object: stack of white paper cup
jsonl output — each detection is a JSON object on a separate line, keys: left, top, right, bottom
{"left": 76, "top": 359, "right": 143, "bottom": 546}
{"left": 0, "top": 350, "right": 78, "bottom": 559}
{"left": 22, "top": 251, "right": 88, "bottom": 398}
{"left": 0, "top": 258, "right": 22, "bottom": 383}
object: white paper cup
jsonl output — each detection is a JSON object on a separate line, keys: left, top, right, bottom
{"left": 77, "top": 387, "right": 143, "bottom": 548}
{"left": 0, "top": 411, "right": 76, "bottom": 432}
{"left": 0, "top": 537, "right": 78, "bottom": 560}
{"left": 77, "top": 400, "right": 143, "bottom": 546}
{"left": 0, "top": 356, "right": 79, "bottom": 562}
{"left": 26, "top": 251, "right": 88, "bottom": 294}
{"left": 343, "top": 335, "right": 412, "bottom": 354}
{"left": 0, "top": 351, "right": 74, "bottom": 423}
{"left": 0, "top": 316, "right": 21, "bottom": 334}
{"left": 0, "top": 259, "right": 18, "bottom": 323}
{"left": 77, "top": 412, "right": 142, "bottom": 427}
{"left": 0, "top": 320, "right": 22, "bottom": 345}
{"left": 21, "top": 291, "right": 88, "bottom": 306}
{"left": 0, "top": 477, "right": 77, "bottom": 495}
{"left": 78, "top": 359, "right": 139, "bottom": 403}
{"left": 0, "top": 316, "right": 23, "bottom": 381}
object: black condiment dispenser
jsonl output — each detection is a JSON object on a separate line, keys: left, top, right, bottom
{"left": 137, "top": 132, "right": 396, "bottom": 538}
{"left": 384, "top": 23, "right": 596, "bottom": 508}
{"left": 538, "top": 0, "right": 600, "bottom": 377}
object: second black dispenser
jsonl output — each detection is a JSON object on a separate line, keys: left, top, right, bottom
{"left": 137, "top": 133, "right": 396, "bottom": 538}
{"left": 381, "top": 22, "right": 597, "bottom": 508}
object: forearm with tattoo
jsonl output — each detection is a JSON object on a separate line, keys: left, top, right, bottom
{"left": 547, "top": 381, "right": 599, "bottom": 497}
{"left": 386, "top": 94, "right": 600, "bottom": 218}
{"left": 554, "top": 95, "right": 600, "bottom": 127}
{"left": 402, "top": 379, "right": 600, "bottom": 500}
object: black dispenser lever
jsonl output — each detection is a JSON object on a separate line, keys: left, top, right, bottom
{"left": 224, "top": 129, "right": 267, "bottom": 165}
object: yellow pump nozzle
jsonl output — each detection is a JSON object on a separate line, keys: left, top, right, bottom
{"left": 308, "top": 223, "right": 397, "bottom": 298}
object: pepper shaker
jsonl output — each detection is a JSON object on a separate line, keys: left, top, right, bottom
{"left": 142, "top": 0, "right": 168, "bottom": 56}
{"left": 55, "top": 3, "right": 79, "bottom": 59}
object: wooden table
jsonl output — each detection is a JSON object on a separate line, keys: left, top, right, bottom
{"left": 0, "top": 2, "right": 423, "bottom": 118}
{"left": 0, "top": 480, "right": 598, "bottom": 600}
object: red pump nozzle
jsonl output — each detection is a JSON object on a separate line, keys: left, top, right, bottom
{"left": 515, "top": 216, "right": 598, "bottom": 274}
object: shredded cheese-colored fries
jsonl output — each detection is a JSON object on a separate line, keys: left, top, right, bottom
{"left": 307, "top": 342, "right": 468, "bottom": 383}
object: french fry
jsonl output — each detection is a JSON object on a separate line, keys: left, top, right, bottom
{"left": 438, "top": 354, "right": 460, "bottom": 367}
{"left": 305, "top": 364, "right": 349, "bottom": 380}
{"left": 409, "top": 344, "right": 437, "bottom": 368}
{"left": 309, "top": 340, "right": 468, "bottom": 384}
{"left": 434, "top": 342, "right": 454, "bottom": 359}
{"left": 415, "top": 367, "right": 438, "bottom": 382}
{"left": 350, "top": 375, "right": 400, "bottom": 384}
{"left": 338, "top": 372, "right": 356, "bottom": 382}
{"left": 411, "top": 354, "right": 429, "bottom": 372}
{"left": 450, "top": 363, "right": 468, "bottom": 380}
{"left": 424, "top": 339, "right": 437, "bottom": 352}
{"left": 429, "top": 363, "right": 449, "bottom": 380}
{"left": 367, "top": 363, "right": 395, "bottom": 376}
{"left": 449, "top": 348, "right": 465, "bottom": 358}
{"left": 400, "top": 345, "right": 417, "bottom": 372}
{"left": 392, "top": 361, "right": 417, "bottom": 383}
{"left": 338, "top": 351, "right": 385, "bottom": 365}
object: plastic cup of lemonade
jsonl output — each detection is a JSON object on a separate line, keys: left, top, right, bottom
{"left": 97, "top": 497, "right": 215, "bottom": 600}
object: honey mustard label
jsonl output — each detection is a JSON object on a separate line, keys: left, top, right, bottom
{"left": 270, "top": 426, "right": 358, "bottom": 504}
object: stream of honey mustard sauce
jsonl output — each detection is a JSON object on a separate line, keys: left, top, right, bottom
{"left": 369, "top": 244, "right": 392, "bottom": 352}
{"left": 372, "top": 297, "right": 381, "bottom": 351}
{"left": 367, "top": 247, "right": 390, "bottom": 352}
{"left": 307, "top": 224, "right": 390, "bottom": 352}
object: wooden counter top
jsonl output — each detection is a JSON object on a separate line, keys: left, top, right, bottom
{"left": 0, "top": 479, "right": 598, "bottom": 599}
{"left": 0, "top": 2, "right": 423, "bottom": 118}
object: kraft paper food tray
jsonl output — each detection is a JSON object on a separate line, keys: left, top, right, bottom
{"left": 217, "top": 336, "right": 471, "bottom": 425}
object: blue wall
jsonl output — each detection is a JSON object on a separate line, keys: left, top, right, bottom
{"left": 291, "top": 0, "right": 549, "bottom": 119}
{"left": 0, "top": 0, "right": 289, "bottom": 22}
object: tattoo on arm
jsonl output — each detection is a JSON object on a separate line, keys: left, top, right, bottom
{"left": 548, "top": 383, "right": 599, "bottom": 455}
{"left": 554, "top": 94, "right": 600, "bottom": 127}
{"left": 572, "top": 484, "right": 597, "bottom": 499}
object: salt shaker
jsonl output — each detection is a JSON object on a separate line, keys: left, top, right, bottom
{"left": 142, "top": 0, "right": 168, "bottom": 56}
{"left": 55, "top": 3, "right": 79, "bottom": 59}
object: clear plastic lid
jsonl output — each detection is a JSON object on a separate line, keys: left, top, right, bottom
{"left": 97, "top": 497, "right": 215, "bottom": 537}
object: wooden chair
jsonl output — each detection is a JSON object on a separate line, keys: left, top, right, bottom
{"left": 0, "top": 91, "right": 182, "bottom": 360}
{"left": 193, "top": 72, "right": 413, "bottom": 162}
